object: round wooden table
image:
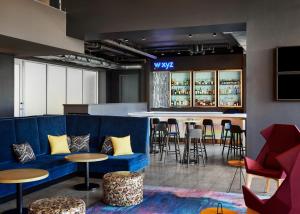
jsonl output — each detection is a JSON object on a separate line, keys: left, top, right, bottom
{"left": 65, "top": 153, "right": 108, "bottom": 191}
{"left": 200, "top": 207, "right": 238, "bottom": 214}
{"left": 0, "top": 168, "right": 49, "bottom": 214}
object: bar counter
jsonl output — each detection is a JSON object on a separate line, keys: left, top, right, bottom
{"left": 128, "top": 111, "right": 246, "bottom": 139}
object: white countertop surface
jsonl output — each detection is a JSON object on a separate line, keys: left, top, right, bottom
{"left": 128, "top": 111, "right": 247, "bottom": 118}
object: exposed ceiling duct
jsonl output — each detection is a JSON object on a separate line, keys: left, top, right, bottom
{"left": 35, "top": 54, "right": 143, "bottom": 70}
{"left": 102, "top": 40, "right": 157, "bottom": 60}
{"left": 85, "top": 42, "right": 136, "bottom": 58}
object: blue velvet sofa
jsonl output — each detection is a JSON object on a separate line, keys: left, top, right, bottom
{"left": 0, "top": 115, "right": 150, "bottom": 199}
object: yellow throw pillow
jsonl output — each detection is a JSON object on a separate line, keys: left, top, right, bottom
{"left": 111, "top": 135, "right": 133, "bottom": 156}
{"left": 48, "top": 134, "right": 71, "bottom": 155}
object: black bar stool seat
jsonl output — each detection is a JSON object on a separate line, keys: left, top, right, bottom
{"left": 202, "top": 119, "right": 216, "bottom": 145}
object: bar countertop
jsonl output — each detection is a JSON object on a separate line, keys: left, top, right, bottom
{"left": 128, "top": 111, "right": 247, "bottom": 119}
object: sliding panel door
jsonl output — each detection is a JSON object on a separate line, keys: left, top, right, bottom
{"left": 47, "top": 65, "right": 66, "bottom": 114}
{"left": 67, "top": 68, "right": 83, "bottom": 104}
{"left": 83, "top": 70, "right": 98, "bottom": 104}
{"left": 23, "top": 61, "right": 47, "bottom": 116}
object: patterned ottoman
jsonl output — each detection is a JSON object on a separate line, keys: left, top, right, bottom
{"left": 28, "top": 197, "right": 86, "bottom": 214}
{"left": 103, "top": 171, "right": 144, "bottom": 206}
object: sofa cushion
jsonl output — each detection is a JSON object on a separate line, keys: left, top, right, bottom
{"left": 66, "top": 115, "right": 101, "bottom": 149}
{"left": 99, "top": 116, "right": 149, "bottom": 154}
{"left": 69, "top": 134, "right": 90, "bottom": 152}
{"left": 0, "top": 119, "right": 16, "bottom": 163}
{"left": 12, "top": 143, "right": 36, "bottom": 163}
{"left": 100, "top": 136, "right": 113, "bottom": 155}
{"left": 85, "top": 153, "right": 149, "bottom": 173}
{"left": 48, "top": 135, "right": 71, "bottom": 155}
{"left": 15, "top": 117, "right": 41, "bottom": 156}
{"left": 111, "top": 135, "right": 133, "bottom": 156}
{"left": 37, "top": 116, "right": 67, "bottom": 155}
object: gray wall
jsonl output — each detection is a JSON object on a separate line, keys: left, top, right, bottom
{"left": 0, "top": 0, "right": 83, "bottom": 54}
{"left": 0, "top": 54, "right": 14, "bottom": 117}
{"left": 66, "top": 0, "right": 300, "bottom": 158}
{"left": 98, "top": 69, "right": 107, "bottom": 103}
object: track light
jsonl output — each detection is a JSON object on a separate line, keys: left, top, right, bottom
{"left": 177, "top": 52, "right": 181, "bottom": 55}
{"left": 188, "top": 34, "right": 193, "bottom": 38}
{"left": 142, "top": 37, "right": 146, "bottom": 41}
{"left": 212, "top": 32, "right": 217, "bottom": 37}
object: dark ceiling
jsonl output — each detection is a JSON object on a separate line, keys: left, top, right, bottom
{"left": 62, "top": 0, "right": 246, "bottom": 63}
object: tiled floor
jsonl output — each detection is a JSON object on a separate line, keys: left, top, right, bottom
{"left": 0, "top": 144, "right": 275, "bottom": 212}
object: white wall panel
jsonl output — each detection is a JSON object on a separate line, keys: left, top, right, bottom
{"left": 67, "top": 68, "right": 83, "bottom": 104}
{"left": 83, "top": 70, "right": 98, "bottom": 104}
{"left": 14, "top": 63, "right": 20, "bottom": 117}
{"left": 23, "top": 61, "right": 47, "bottom": 116}
{"left": 47, "top": 65, "right": 66, "bottom": 114}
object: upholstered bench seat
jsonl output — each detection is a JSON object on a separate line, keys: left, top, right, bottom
{"left": 85, "top": 153, "right": 149, "bottom": 173}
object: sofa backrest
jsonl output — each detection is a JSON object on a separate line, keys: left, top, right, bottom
{"left": 15, "top": 117, "right": 41, "bottom": 156}
{"left": 37, "top": 116, "right": 67, "bottom": 155}
{"left": 66, "top": 115, "right": 101, "bottom": 149}
{"left": 0, "top": 119, "right": 17, "bottom": 163}
{"left": 99, "top": 116, "right": 150, "bottom": 154}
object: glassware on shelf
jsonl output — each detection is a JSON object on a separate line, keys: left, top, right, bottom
{"left": 170, "top": 72, "right": 192, "bottom": 107}
{"left": 218, "top": 70, "right": 242, "bottom": 107}
{"left": 193, "top": 71, "right": 217, "bottom": 107}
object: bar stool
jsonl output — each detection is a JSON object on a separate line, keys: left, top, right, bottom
{"left": 160, "top": 122, "right": 181, "bottom": 162}
{"left": 227, "top": 125, "right": 246, "bottom": 160}
{"left": 185, "top": 122, "right": 196, "bottom": 137}
{"left": 153, "top": 122, "right": 168, "bottom": 156}
{"left": 221, "top": 120, "right": 231, "bottom": 155}
{"left": 182, "top": 128, "right": 206, "bottom": 167}
{"left": 202, "top": 119, "right": 216, "bottom": 145}
{"left": 160, "top": 119, "right": 181, "bottom": 162}
{"left": 150, "top": 118, "right": 160, "bottom": 154}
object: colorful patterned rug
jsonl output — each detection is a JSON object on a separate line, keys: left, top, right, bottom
{"left": 87, "top": 185, "right": 247, "bottom": 214}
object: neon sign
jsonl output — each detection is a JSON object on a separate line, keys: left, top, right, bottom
{"left": 153, "top": 61, "right": 175, "bottom": 71}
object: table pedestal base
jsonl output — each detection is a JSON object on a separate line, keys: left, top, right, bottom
{"left": 74, "top": 183, "right": 99, "bottom": 191}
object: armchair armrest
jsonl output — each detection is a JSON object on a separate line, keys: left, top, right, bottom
{"left": 242, "top": 186, "right": 265, "bottom": 213}
{"left": 244, "top": 157, "right": 264, "bottom": 172}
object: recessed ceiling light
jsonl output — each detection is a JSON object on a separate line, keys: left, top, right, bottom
{"left": 212, "top": 32, "right": 217, "bottom": 37}
{"left": 142, "top": 37, "right": 146, "bottom": 41}
{"left": 177, "top": 52, "right": 181, "bottom": 55}
{"left": 188, "top": 34, "right": 192, "bottom": 38}
{"left": 161, "top": 53, "right": 165, "bottom": 56}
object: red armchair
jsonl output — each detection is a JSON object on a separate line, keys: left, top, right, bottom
{"left": 245, "top": 124, "right": 300, "bottom": 192}
{"left": 243, "top": 144, "right": 300, "bottom": 214}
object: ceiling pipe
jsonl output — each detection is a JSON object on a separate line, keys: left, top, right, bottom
{"left": 85, "top": 42, "right": 136, "bottom": 58}
{"left": 100, "top": 45, "right": 136, "bottom": 58}
{"left": 102, "top": 39, "right": 157, "bottom": 60}
{"left": 120, "top": 64, "right": 143, "bottom": 70}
